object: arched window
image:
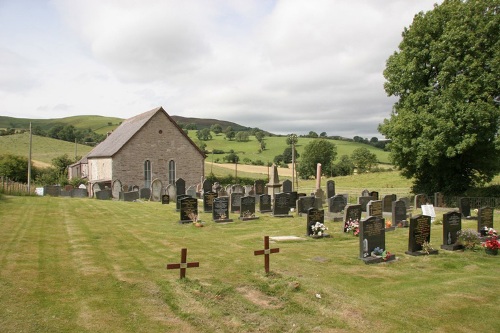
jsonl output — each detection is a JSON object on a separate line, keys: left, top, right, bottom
{"left": 144, "top": 160, "right": 151, "bottom": 188}
{"left": 168, "top": 160, "right": 176, "bottom": 185}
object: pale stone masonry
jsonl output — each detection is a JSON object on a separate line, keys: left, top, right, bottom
{"left": 82, "top": 106, "right": 205, "bottom": 197}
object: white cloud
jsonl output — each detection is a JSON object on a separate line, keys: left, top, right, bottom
{"left": 0, "top": 0, "right": 441, "bottom": 137}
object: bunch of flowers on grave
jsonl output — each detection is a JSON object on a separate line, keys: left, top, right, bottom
{"left": 457, "top": 229, "right": 481, "bottom": 250}
{"left": 481, "top": 226, "right": 497, "bottom": 237}
{"left": 218, "top": 213, "right": 227, "bottom": 220}
{"left": 188, "top": 212, "right": 203, "bottom": 227}
{"left": 482, "top": 235, "right": 500, "bottom": 252}
{"left": 421, "top": 241, "right": 435, "bottom": 254}
{"left": 311, "top": 222, "right": 328, "bottom": 236}
{"left": 385, "top": 220, "right": 392, "bottom": 228}
{"left": 344, "top": 219, "right": 359, "bottom": 236}
{"left": 369, "top": 247, "right": 393, "bottom": 261}
{"left": 242, "top": 210, "right": 255, "bottom": 218}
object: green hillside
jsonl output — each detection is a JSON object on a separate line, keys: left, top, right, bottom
{"left": 0, "top": 115, "right": 123, "bottom": 134}
{"left": 190, "top": 133, "right": 391, "bottom": 165}
{"left": 0, "top": 133, "right": 93, "bottom": 165}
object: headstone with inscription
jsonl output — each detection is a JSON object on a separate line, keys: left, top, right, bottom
{"left": 254, "top": 180, "right": 266, "bottom": 196}
{"left": 213, "top": 196, "right": 233, "bottom": 222}
{"left": 477, "top": 206, "right": 494, "bottom": 233}
{"left": 367, "top": 200, "right": 383, "bottom": 218}
{"left": 441, "top": 211, "right": 462, "bottom": 251}
{"left": 359, "top": 216, "right": 393, "bottom": 264}
{"left": 259, "top": 194, "right": 272, "bottom": 213}
{"left": 161, "top": 194, "right": 170, "bottom": 204}
{"left": 240, "top": 196, "right": 258, "bottom": 220}
{"left": 343, "top": 204, "right": 362, "bottom": 232}
{"left": 406, "top": 215, "right": 438, "bottom": 255}
{"left": 392, "top": 200, "right": 408, "bottom": 227}
{"left": 179, "top": 197, "right": 198, "bottom": 224}
{"left": 176, "top": 194, "right": 190, "bottom": 212}
{"left": 203, "top": 191, "right": 217, "bottom": 213}
{"left": 288, "top": 191, "right": 298, "bottom": 210}
{"left": 71, "top": 188, "right": 88, "bottom": 198}
{"left": 369, "top": 191, "right": 379, "bottom": 200}
{"left": 328, "top": 194, "right": 346, "bottom": 221}
{"left": 421, "top": 204, "right": 436, "bottom": 222}
{"left": 307, "top": 207, "right": 326, "bottom": 237}
{"left": 232, "top": 184, "right": 244, "bottom": 194}
{"left": 272, "top": 192, "right": 293, "bottom": 217}
{"left": 230, "top": 192, "right": 243, "bottom": 213}
{"left": 166, "top": 184, "right": 176, "bottom": 200}
{"left": 297, "top": 196, "right": 316, "bottom": 216}
{"left": 382, "top": 194, "right": 396, "bottom": 213}
{"left": 282, "top": 179, "right": 292, "bottom": 193}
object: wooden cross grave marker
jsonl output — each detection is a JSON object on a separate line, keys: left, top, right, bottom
{"left": 254, "top": 236, "right": 280, "bottom": 274}
{"left": 166, "top": 248, "right": 199, "bottom": 279}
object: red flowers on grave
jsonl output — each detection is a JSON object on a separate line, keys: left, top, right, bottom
{"left": 482, "top": 235, "right": 500, "bottom": 251}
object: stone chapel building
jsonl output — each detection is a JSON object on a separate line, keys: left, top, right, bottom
{"left": 77, "top": 106, "right": 205, "bottom": 196}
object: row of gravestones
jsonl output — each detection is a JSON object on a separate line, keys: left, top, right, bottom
{"left": 43, "top": 185, "right": 88, "bottom": 198}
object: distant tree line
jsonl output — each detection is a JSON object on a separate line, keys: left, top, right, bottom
{"left": 33, "top": 125, "right": 106, "bottom": 145}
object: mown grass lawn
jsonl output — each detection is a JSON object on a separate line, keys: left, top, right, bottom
{"left": 0, "top": 195, "right": 499, "bottom": 333}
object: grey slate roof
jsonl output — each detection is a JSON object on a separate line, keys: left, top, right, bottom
{"left": 87, "top": 106, "right": 205, "bottom": 158}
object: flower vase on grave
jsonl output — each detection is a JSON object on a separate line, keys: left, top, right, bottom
{"left": 485, "top": 248, "right": 498, "bottom": 255}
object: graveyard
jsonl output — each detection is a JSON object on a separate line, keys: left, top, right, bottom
{"left": 1, "top": 193, "right": 499, "bottom": 333}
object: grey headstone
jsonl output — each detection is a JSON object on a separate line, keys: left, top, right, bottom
{"left": 477, "top": 206, "right": 494, "bottom": 232}
{"left": 382, "top": 194, "right": 396, "bottom": 213}
{"left": 392, "top": 200, "right": 407, "bottom": 226}
{"left": 140, "top": 188, "right": 151, "bottom": 200}
{"left": 282, "top": 179, "right": 292, "bottom": 193}
{"left": 259, "top": 194, "right": 272, "bottom": 213}
{"left": 326, "top": 180, "right": 335, "bottom": 199}
{"left": 186, "top": 185, "right": 197, "bottom": 199}
{"left": 122, "top": 191, "right": 139, "bottom": 202}
{"left": 151, "top": 179, "right": 163, "bottom": 202}
{"left": 254, "top": 180, "right": 266, "bottom": 195}
{"left": 367, "top": 200, "right": 383, "bottom": 218}
{"left": 230, "top": 192, "right": 243, "bottom": 212}
{"left": 112, "top": 179, "right": 122, "bottom": 199}
{"left": 273, "top": 192, "right": 292, "bottom": 216}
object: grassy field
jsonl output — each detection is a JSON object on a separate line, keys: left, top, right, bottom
{"left": 0, "top": 133, "right": 94, "bottom": 165}
{"left": 1, "top": 195, "right": 499, "bottom": 332}
{"left": 193, "top": 133, "right": 391, "bottom": 165}
{"left": 0, "top": 115, "right": 123, "bottom": 134}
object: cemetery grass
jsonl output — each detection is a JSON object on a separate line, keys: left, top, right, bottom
{"left": 1, "top": 196, "right": 499, "bottom": 333}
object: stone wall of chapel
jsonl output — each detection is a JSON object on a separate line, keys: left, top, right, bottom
{"left": 112, "top": 112, "right": 204, "bottom": 189}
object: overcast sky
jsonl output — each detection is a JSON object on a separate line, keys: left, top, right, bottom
{"left": 0, "top": 0, "right": 441, "bottom": 138}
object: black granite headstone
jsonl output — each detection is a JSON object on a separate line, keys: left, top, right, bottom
{"left": 459, "top": 197, "right": 471, "bottom": 218}
{"left": 230, "top": 192, "right": 243, "bottom": 213}
{"left": 161, "top": 194, "right": 170, "bottom": 204}
{"left": 326, "top": 180, "right": 335, "bottom": 199}
{"left": 282, "top": 179, "right": 292, "bottom": 193}
{"left": 176, "top": 194, "right": 190, "bottom": 211}
{"left": 358, "top": 196, "right": 373, "bottom": 211}
{"left": 202, "top": 179, "right": 212, "bottom": 193}
{"left": 240, "top": 196, "right": 258, "bottom": 220}
{"left": 273, "top": 192, "right": 292, "bottom": 217}
{"left": 96, "top": 189, "right": 112, "bottom": 200}
{"left": 328, "top": 194, "right": 346, "bottom": 213}
{"left": 297, "top": 196, "right": 316, "bottom": 216}
{"left": 367, "top": 200, "right": 383, "bottom": 218}
{"left": 307, "top": 207, "right": 325, "bottom": 236}
{"left": 392, "top": 200, "right": 408, "bottom": 227}
{"left": 477, "top": 206, "right": 494, "bottom": 232}
{"left": 254, "top": 180, "right": 266, "bottom": 195}
{"left": 359, "top": 216, "right": 385, "bottom": 259}
{"left": 441, "top": 211, "right": 462, "bottom": 250}
{"left": 406, "top": 215, "right": 437, "bottom": 255}
{"left": 369, "top": 191, "right": 379, "bottom": 200}
{"left": 179, "top": 197, "right": 198, "bottom": 223}
{"left": 343, "top": 204, "right": 362, "bottom": 232}
{"left": 259, "top": 194, "right": 272, "bottom": 213}
{"left": 382, "top": 194, "right": 396, "bottom": 213}
{"left": 175, "top": 178, "right": 186, "bottom": 196}
{"left": 122, "top": 191, "right": 139, "bottom": 202}
{"left": 213, "top": 196, "right": 232, "bottom": 222}
{"left": 203, "top": 191, "right": 217, "bottom": 212}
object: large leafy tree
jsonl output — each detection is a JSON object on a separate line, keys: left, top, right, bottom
{"left": 379, "top": 0, "right": 500, "bottom": 194}
{"left": 351, "top": 147, "right": 377, "bottom": 173}
{"left": 297, "top": 139, "right": 337, "bottom": 179}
